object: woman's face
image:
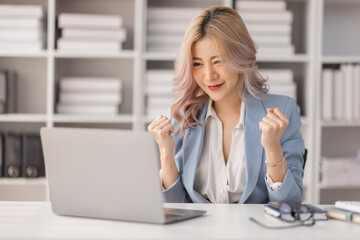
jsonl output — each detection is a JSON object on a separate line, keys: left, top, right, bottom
{"left": 191, "top": 38, "right": 242, "bottom": 103}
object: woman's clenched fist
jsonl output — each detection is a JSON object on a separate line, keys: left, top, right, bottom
{"left": 147, "top": 115, "right": 175, "bottom": 158}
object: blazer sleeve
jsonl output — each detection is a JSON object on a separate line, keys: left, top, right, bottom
{"left": 265, "top": 97, "right": 305, "bottom": 208}
{"left": 161, "top": 108, "right": 192, "bottom": 203}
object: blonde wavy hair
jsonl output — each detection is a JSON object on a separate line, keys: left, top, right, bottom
{"left": 171, "top": 6, "right": 268, "bottom": 136}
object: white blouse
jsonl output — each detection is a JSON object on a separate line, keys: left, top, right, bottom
{"left": 193, "top": 99, "right": 246, "bottom": 203}
{"left": 193, "top": 99, "right": 282, "bottom": 203}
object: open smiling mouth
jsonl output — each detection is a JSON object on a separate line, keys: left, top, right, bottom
{"left": 207, "top": 83, "right": 224, "bottom": 91}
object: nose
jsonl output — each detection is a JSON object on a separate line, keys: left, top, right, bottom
{"left": 205, "top": 65, "right": 219, "bottom": 82}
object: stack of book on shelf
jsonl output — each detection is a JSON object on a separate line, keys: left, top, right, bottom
{"left": 0, "top": 133, "right": 45, "bottom": 178}
{"left": 322, "top": 65, "right": 360, "bottom": 121}
{"left": 56, "top": 77, "right": 123, "bottom": 115}
{"left": 321, "top": 155, "right": 360, "bottom": 188}
{"left": 236, "top": 0, "right": 294, "bottom": 56}
{"left": 147, "top": 7, "right": 201, "bottom": 52}
{"left": 57, "top": 13, "right": 126, "bottom": 52}
{"left": 259, "top": 69, "right": 297, "bottom": 100}
{"left": 146, "top": 70, "right": 175, "bottom": 118}
{"left": 325, "top": 201, "right": 360, "bottom": 225}
{"left": 0, "top": 71, "right": 17, "bottom": 114}
{"left": 0, "top": 4, "right": 45, "bottom": 52}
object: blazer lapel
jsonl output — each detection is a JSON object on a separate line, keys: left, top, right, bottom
{"left": 239, "top": 93, "right": 266, "bottom": 203}
{"left": 182, "top": 102, "right": 210, "bottom": 203}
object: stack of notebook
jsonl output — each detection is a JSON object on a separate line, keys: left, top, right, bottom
{"left": 0, "top": 4, "right": 45, "bottom": 51}
{"left": 57, "top": 13, "right": 126, "bottom": 52}
{"left": 236, "top": 0, "right": 294, "bottom": 56}
{"left": 57, "top": 77, "right": 123, "bottom": 115}
{"left": 145, "top": 70, "right": 175, "bottom": 118}
{"left": 147, "top": 7, "right": 201, "bottom": 52}
{"left": 259, "top": 68, "right": 297, "bottom": 100}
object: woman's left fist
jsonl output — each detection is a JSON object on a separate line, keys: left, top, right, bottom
{"left": 259, "top": 108, "right": 289, "bottom": 151}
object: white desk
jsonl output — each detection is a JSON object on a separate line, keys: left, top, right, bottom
{"left": 0, "top": 201, "right": 359, "bottom": 240}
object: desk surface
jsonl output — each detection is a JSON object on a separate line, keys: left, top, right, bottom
{"left": 0, "top": 201, "right": 359, "bottom": 240}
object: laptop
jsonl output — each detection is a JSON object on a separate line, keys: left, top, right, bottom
{"left": 40, "top": 127, "right": 206, "bottom": 224}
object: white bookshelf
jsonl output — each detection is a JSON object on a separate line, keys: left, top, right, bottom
{"left": 2, "top": 0, "right": 355, "bottom": 205}
{"left": 314, "top": 0, "right": 360, "bottom": 204}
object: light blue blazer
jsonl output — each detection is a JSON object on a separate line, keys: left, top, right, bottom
{"left": 163, "top": 93, "right": 305, "bottom": 207}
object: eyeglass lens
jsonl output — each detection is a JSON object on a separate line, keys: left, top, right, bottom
{"left": 299, "top": 205, "right": 312, "bottom": 222}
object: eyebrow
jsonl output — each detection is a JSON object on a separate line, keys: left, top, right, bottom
{"left": 192, "top": 55, "right": 219, "bottom": 60}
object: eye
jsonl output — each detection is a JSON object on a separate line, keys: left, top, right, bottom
{"left": 193, "top": 62, "right": 202, "bottom": 67}
{"left": 214, "top": 60, "right": 221, "bottom": 65}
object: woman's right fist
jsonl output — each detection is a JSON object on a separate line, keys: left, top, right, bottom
{"left": 147, "top": 115, "right": 175, "bottom": 156}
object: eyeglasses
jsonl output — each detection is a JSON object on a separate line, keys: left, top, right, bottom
{"left": 250, "top": 202, "right": 315, "bottom": 229}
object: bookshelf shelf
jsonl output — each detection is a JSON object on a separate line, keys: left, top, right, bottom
{"left": 0, "top": 51, "right": 48, "bottom": 58}
{"left": 0, "top": 178, "right": 48, "bottom": 187}
{"left": 0, "top": 114, "right": 47, "bottom": 123}
{"left": 321, "top": 121, "right": 360, "bottom": 127}
{"left": 54, "top": 50, "right": 136, "bottom": 59}
{"left": 320, "top": 184, "right": 360, "bottom": 190}
{"left": 53, "top": 114, "right": 133, "bottom": 124}
{"left": 322, "top": 56, "right": 360, "bottom": 64}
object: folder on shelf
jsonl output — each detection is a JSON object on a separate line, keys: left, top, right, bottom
{"left": 57, "top": 38, "right": 122, "bottom": 52}
{"left": 0, "top": 4, "right": 44, "bottom": 19}
{"left": 236, "top": 0, "right": 286, "bottom": 12}
{"left": 22, "top": 134, "right": 45, "bottom": 178}
{"left": 0, "top": 41, "right": 44, "bottom": 51}
{"left": 0, "top": 71, "right": 17, "bottom": 114}
{"left": 56, "top": 104, "right": 119, "bottom": 115}
{"left": 0, "top": 29, "right": 44, "bottom": 42}
{"left": 257, "top": 45, "right": 295, "bottom": 56}
{"left": 147, "top": 22, "right": 187, "bottom": 34}
{"left": 353, "top": 65, "right": 360, "bottom": 120}
{"left": 342, "top": 64, "right": 354, "bottom": 121}
{"left": 59, "top": 92, "right": 122, "bottom": 105}
{"left": 4, "top": 134, "right": 22, "bottom": 178}
{"left": 252, "top": 35, "right": 291, "bottom": 46}
{"left": 246, "top": 23, "right": 292, "bottom": 36}
{"left": 59, "top": 77, "right": 123, "bottom": 93}
{"left": 238, "top": 11, "right": 293, "bottom": 24}
{"left": 334, "top": 70, "right": 344, "bottom": 120}
{"left": 62, "top": 28, "right": 127, "bottom": 42}
{"left": 58, "top": 13, "right": 123, "bottom": 29}
{"left": 322, "top": 69, "right": 334, "bottom": 120}
{"left": 147, "top": 7, "right": 202, "bottom": 21}
{"left": 259, "top": 69, "right": 294, "bottom": 84}
{"left": 0, "top": 134, "right": 3, "bottom": 177}
{"left": 0, "top": 18, "right": 43, "bottom": 28}
{"left": 147, "top": 35, "right": 183, "bottom": 46}
{"left": 146, "top": 70, "right": 175, "bottom": 83}
{"left": 146, "top": 86, "right": 174, "bottom": 96}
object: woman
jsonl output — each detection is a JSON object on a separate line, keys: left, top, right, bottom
{"left": 148, "top": 6, "right": 305, "bottom": 207}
